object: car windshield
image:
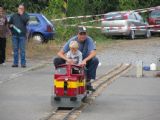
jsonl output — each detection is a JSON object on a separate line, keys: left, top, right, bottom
{"left": 150, "top": 10, "right": 160, "bottom": 18}
{"left": 104, "top": 12, "right": 124, "bottom": 20}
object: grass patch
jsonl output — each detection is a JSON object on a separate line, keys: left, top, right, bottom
{"left": 6, "top": 38, "right": 61, "bottom": 61}
{"left": 6, "top": 34, "right": 112, "bottom": 61}
{"left": 6, "top": 18, "right": 113, "bottom": 61}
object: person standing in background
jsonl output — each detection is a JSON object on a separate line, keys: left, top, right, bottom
{"left": 0, "top": 6, "right": 8, "bottom": 65}
{"left": 9, "top": 4, "right": 29, "bottom": 68}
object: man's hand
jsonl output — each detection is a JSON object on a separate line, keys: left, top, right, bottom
{"left": 66, "top": 59, "right": 74, "bottom": 64}
{"left": 9, "top": 24, "right": 13, "bottom": 28}
{"left": 80, "top": 60, "right": 87, "bottom": 66}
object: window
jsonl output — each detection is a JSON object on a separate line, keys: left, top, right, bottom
{"left": 28, "top": 16, "right": 39, "bottom": 25}
{"left": 128, "top": 13, "right": 137, "bottom": 20}
{"left": 134, "top": 12, "right": 144, "bottom": 22}
{"left": 150, "top": 10, "right": 160, "bottom": 18}
{"left": 104, "top": 12, "right": 123, "bottom": 20}
{"left": 71, "top": 66, "right": 82, "bottom": 74}
{"left": 55, "top": 67, "right": 67, "bottom": 75}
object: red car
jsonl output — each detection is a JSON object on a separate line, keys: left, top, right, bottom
{"left": 148, "top": 9, "right": 160, "bottom": 33}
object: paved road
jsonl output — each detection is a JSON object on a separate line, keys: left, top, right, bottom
{"left": 0, "top": 64, "right": 54, "bottom": 120}
{"left": 0, "top": 38, "right": 160, "bottom": 120}
{"left": 0, "top": 60, "right": 48, "bottom": 83}
{"left": 77, "top": 68, "right": 160, "bottom": 120}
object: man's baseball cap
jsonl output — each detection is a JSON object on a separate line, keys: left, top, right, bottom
{"left": 78, "top": 26, "right": 87, "bottom": 33}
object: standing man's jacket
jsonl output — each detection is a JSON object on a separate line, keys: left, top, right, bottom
{"left": 0, "top": 15, "right": 8, "bottom": 38}
{"left": 9, "top": 13, "right": 29, "bottom": 36}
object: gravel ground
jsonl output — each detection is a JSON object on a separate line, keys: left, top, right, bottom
{"left": 98, "top": 37, "right": 160, "bottom": 66}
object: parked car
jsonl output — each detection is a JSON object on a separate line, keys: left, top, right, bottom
{"left": 101, "top": 11, "right": 151, "bottom": 39}
{"left": 7, "top": 13, "right": 56, "bottom": 43}
{"left": 147, "top": 9, "right": 160, "bottom": 33}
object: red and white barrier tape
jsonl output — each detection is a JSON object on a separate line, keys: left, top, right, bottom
{"left": 65, "top": 24, "right": 101, "bottom": 29}
{"left": 54, "top": 14, "right": 104, "bottom": 21}
{"left": 53, "top": 6, "right": 160, "bottom": 21}
{"left": 102, "top": 6, "right": 160, "bottom": 20}
{"left": 101, "top": 24, "right": 160, "bottom": 29}
{"left": 101, "top": 26, "right": 147, "bottom": 32}
{"left": 66, "top": 24, "right": 160, "bottom": 32}
{"left": 150, "top": 29, "right": 160, "bottom": 32}
{"left": 79, "top": 19, "right": 103, "bottom": 24}
{"left": 67, "top": 18, "right": 104, "bottom": 26}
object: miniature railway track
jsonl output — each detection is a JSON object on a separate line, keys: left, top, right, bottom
{"left": 47, "top": 63, "right": 132, "bottom": 120}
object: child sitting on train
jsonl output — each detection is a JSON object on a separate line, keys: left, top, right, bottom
{"left": 66, "top": 41, "right": 82, "bottom": 65}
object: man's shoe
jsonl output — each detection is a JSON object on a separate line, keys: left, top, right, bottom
{"left": 89, "top": 87, "right": 96, "bottom": 92}
{"left": 2, "top": 63, "right": 6, "bottom": 66}
{"left": 87, "top": 85, "right": 96, "bottom": 92}
{"left": 21, "top": 65, "right": 26, "bottom": 68}
{"left": 0, "top": 62, "right": 5, "bottom": 66}
{"left": 12, "top": 64, "right": 18, "bottom": 67}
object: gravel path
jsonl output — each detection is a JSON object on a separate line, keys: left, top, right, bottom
{"left": 98, "top": 37, "right": 160, "bottom": 66}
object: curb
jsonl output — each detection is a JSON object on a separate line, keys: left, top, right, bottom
{"left": 0, "top": 61, "right": 50, "bottom": 84}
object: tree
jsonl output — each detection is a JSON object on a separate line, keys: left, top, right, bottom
{"left": 119, "top": 0, "right": 139, "bottom": 11}
{"left": 0, "top": 0, "right": 48, "bottom": 13}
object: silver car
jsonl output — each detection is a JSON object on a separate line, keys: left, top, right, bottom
{"left": 101, "top": 11, "right": 151, "bottom": 39}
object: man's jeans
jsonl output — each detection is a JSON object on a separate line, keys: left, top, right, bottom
{"left": 85, "top": 57, "right": 99, "bottom": 80}
{"left": 12, "top": 36, "right": 26, "bottom": 65}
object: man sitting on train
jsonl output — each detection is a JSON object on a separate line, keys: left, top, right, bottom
{"left": 54, "top": 26, "right": 99, "bottom": 92}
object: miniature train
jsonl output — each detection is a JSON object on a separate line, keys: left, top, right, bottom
{"left": 51, "top": 64, "right": 87, "bottom": 107}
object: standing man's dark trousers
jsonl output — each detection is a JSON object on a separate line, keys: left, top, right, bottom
{"left": 0, "top": 38, "right": 6, "bottom": 64}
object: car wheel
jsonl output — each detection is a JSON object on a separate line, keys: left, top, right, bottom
{"left": 129, "top": 30, "right": 135, "bottom": 40}
{"left": 145, "top": 29, "right": 151, "bottom": 38}
{"left": 32, "top": 34, "right": 44, "bottom": 44}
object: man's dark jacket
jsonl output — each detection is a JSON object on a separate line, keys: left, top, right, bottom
{"left": 9, "top": 13, "right": 29, "bottom": 36}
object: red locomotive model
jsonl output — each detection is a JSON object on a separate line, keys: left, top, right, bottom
{"left": 51, "top": 64, "right": 87, "bottom": 107}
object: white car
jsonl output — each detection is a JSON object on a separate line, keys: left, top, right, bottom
{"left": 101, "top": 11, "right": 151, "bottom": 39}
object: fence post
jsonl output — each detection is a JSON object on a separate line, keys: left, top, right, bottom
{"left": 136, "top": 60, "right": 143, "bottom": 78}
{"left": 157, "top": 58, "right": 160, "bottom": 71}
